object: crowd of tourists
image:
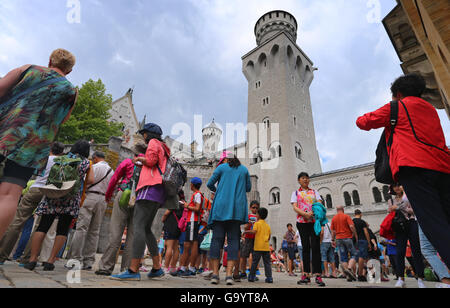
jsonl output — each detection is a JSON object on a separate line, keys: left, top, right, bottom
{"left": 0, "top": 50, "right": 448, "bottom": 288}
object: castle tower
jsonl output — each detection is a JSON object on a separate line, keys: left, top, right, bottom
{"left": 202, "top": 119, "right": 222, "bottom": 159}
{"left": 242, "top": 10, "right": 322, "bottom": 246}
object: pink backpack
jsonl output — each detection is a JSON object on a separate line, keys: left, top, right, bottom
{"left": 178, "top": 209, "right": 189, "bottom": 232}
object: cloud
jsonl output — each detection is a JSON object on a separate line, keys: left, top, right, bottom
{"left": 1, "top": 0, "right": 447, "bottom": 173}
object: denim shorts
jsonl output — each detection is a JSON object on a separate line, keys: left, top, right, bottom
{"left": 287, "top": 245, "right": 297, "bottom": 260}
{"left": 337, "top": 238, "right": 358, "bottom": 263}
{"left": 320, "top": 242, "right": 335, "bottom": 263}
{"left": 356, "top": 240, "right": 369, "bottom": 260}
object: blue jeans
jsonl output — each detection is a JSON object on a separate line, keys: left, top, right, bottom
{"left": 418, "top": 225, "right": 450, "bottom": 280}
{"left": 337, "top": 238, "right": 357, "bottom": 263}
{"left": 209, "top": 221, "right": 241, "bottom": 261}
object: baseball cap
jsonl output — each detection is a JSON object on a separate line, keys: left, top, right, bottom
{"left": 138, "top": 123, "right": 163, "bottom": 136}
{"left": 191, "top": 177, "right": 202, "bottom": 186}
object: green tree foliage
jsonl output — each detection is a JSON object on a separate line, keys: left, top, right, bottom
{"left": 57, "top": 79, "right": 124, "bottom": 144}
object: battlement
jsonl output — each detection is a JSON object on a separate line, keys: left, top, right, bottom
{"left": 255, "top": 10, "right": 298, "bottom": 46}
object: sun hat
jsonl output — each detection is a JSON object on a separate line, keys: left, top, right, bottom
{"left": 39, "top": 181, "right": 77, "bottom": 199}
{"left": 218, "top": 151, "right": 234, "bottom": 166}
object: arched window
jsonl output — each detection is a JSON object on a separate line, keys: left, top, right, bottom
{"left": 326, "top": 195, "right": 333, "bottom": 209}
{"left": 263, "top": 117, "right": 270, "bottom": 129}
{"left": 278, "top": 145, "right": 282, "bottom": 157}
{"left": 344, "top": 192, "right": 352, "bottom": 206}
{"left": 372, "top": 187, "right": 382, "bottom": 203}
{"left": 352, "top": 190, "right": 361, "bottom": 206}
{"left": 270, "top": 188, "right": 281, "bottom": 205}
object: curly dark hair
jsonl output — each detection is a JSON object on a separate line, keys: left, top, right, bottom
{"left": 390, "top": 74, "right": 426, "bottom": 98}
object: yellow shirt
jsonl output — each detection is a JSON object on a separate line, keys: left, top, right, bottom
{"left": 253, "top": 219, "right": 271, "bottom": 252}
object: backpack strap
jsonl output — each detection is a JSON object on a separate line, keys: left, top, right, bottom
{"left": 388, "top": 101, "right": 399, "bottom": 147}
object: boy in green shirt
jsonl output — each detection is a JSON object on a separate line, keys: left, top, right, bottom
{"left": 243, "top": 207, "right": 273, "bottom": 283}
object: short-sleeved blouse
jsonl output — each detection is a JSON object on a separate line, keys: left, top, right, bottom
{"left": 291, "top": 187, "right": 322, "bottom": 224}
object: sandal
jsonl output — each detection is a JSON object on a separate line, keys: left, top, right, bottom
{"left": 43, "top": 262, "right": 55, "bottom": 271}
{"left": 24, "top": 262, "right": 37, "bottom": 271}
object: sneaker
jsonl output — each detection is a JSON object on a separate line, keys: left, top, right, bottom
{"left": 179, "top": 269, "right": 196, "bottom": 278}
{"left": 169, "top": 269, "right": 179, "bottom": 277}
{"left": 110, "top": 270, "right": 141, "bottom": 281}
{"left": 139, "top": 266, "right": 149, "bottom": 273}
{"left": 202, "top": 271, "right": 214, "bottom": 280}
{"left": 344, "top": 269, "right": 357, "bottom": 281}
{"left": 315, "top": 276, "right": 326, "bottom": 287}
{"left": 197, "top": 268, "right": 204, "bottom": 274}
{"left": 226, "top": 276, "right": 234, "bottom": 285}
{"left": 43, "top": 262, "right": 55, "bottom": 271}
{"left": 82, "top": 265, "right": 93, "bottom": 271}
{"left": 297, "top": 275, "right": 311, "bottom": 285}
{"left": 381, "top": 277, "right": 390, "bottom": 282}
{"left": 265, "top": 277, "right": 273, "bottom": 284}
{"left": 211, "top": 275, "right": 220, "bottom": 285}
{"left": 395, "top": 279, "right": 406, "bottom": 288}
{"left": 248, "top": 275, "right": 256, "bottom": 283}
{"left": 256, "top": 270, "right": 261, "bottom": 276}
{"left": 240, "top": 272, "right": 247, "bottom": 279}
{"left": 358, "top": 275, "right": 367, "bottom": 282}
{"left": 24, "top": 262, "right": 37, "bottom": 271}
{"left": 289, "top": 273, "right": 297, "bottom": 277}
{"left": 417, "top": 279, "right": 427, "bottom": 289}
{"left": 147, "top": 268, "right": 165, "bottom": 279}
{"left": 95, "top": 270, "right": 112, "bottom": 276}
{"left": 233, "top": 275, "right": 241, "bottom": 282}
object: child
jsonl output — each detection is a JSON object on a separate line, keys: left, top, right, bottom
{"left": 178, "top": 177, "right": 203, "bottom": 277}
{"left": 244, "top": 207, "right": 273, "bottom": 283}
{"left": 240, "top": 200, "right": 260, "bottom": 278}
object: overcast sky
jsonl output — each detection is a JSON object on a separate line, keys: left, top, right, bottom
{"left": 1, "top": 0, "right": 448, "bottom": 172}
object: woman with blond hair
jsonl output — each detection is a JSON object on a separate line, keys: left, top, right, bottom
{"left": 0, "top": 49, "right": 78, "bottom": 240}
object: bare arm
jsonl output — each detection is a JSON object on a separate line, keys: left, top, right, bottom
{"left": 291, "top": 203, "right": 314, "bottom": 219}
{"left": 350, "top": 225, "right": 358, "bottom": 242}
{"left": 0, "top": 65, "right": 31, "bottom": 98}
{"left": 86, "top": 164, "right": 95, "bottom": 185}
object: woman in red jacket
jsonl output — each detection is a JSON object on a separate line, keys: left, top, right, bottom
{"left": 356, "top": 74, "right": 450, "bottom": 269}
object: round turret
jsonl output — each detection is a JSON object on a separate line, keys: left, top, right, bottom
{"left": 254, "top": 10, "right": 298, "bottom": 46}
{"left": 202, "top": 119, "right": 222, "bottom": 157}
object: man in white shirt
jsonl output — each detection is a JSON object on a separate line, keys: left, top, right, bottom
{"left": 0, "top": 142, "right": 65, "bottom": 264}
{"left": 68, "top": 151, "right": 113, "bottom": 270}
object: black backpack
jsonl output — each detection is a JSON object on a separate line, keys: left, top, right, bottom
{"left": 374, "top": 101, "right": 398, "bottom": 185}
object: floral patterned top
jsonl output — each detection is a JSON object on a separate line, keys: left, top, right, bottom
{"left": 291, "top": 187, "right": 322, "bottom": 224}
{"left": 0, "top": 65, "right": 77, "bottom": 173}
{"left": 35, "top": 157, "right": 90, "bottom": 218}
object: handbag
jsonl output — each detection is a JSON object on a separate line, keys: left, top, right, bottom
{"left": 374, "top": 101, "right": 398, "bottom": 185}
{"left": 380, "top": 211, "right": 396, "bottom": 240}
{"left": 200, "top": 231, "right": 213, "bottom": 251}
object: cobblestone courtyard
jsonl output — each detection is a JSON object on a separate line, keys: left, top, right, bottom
{"left": 0, "top": 258, "right": 436, "bottom": 289}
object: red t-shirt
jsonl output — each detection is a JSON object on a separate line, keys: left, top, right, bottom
{"left": 245, "top": 213, "right": 258, "bottom": 239}
{"left": 331, "top": 213, "right": 354, "bottom": 240}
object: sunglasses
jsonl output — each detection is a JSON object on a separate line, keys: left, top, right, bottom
{"left": 251, "top": 206, "right": 259, "bottom": 210}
